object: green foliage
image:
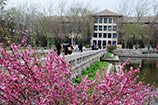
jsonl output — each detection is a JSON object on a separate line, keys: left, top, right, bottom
{"left": 107, "top": 45, "right": 116, "bottom": 53}
{"left": 47, "top": 37, "right": 55, "bottom": 47}
{"left": 84, "top": 44, "right": 91, "bottom": 48}
{"left": 73, "top": 77, "right": 82, "bottom": 85}
{"left": 119, "top": 24, "right": 148, "bottom": 48}
{"left": 73, "top": 61, "right": 108, "bottom": 84}
{"left": 106, "top": 52, "right": 113, "bottom": 58}
{"left": 120, "top": 24, "right": 146, "bottom": 41}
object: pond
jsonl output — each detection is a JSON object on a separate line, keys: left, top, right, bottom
{"left": 119, "top": 57, "right": 158, "bottom": 88}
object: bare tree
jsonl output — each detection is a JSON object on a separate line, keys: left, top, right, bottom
{"left": 65, "top": 0, "right": 95, "bottom": 45}
{"left": 0, "top": 0, "right": 7, "bottom": 20}
{"left": 134, "top": 0, "right": 149, "bottom": 22}
{"left": 56, "top": 0, "right": 67, "bottom": 16}
{"left": 44, "top": 0, "right": 57, "bottom": 16}
{"left": 152, "top": 0, "right": 158, "bottom": 16}
{"left": 116, "top": 0, "right": 133, "bottom": 21}
{"left": 147, "top": 0, "right": 158, "bottom": 47}
{"left": 0, "top": 0, "right": 6, "bottom": 12}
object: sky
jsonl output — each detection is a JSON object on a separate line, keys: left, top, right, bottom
{"left": 6, "top": 0, "right": 156, "bottom": 16}
{"left": 6, "top": 0, "right": 119, "bottom": 12}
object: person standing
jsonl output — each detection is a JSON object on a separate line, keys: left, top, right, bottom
{"left": 92, "top": 44, "right": 95, "bottom": 50}
{"left": 67, "top": 42, "right": 74, "bottom": 54}
{"left": 79, "top": 43, "right": 83, "bottom": 52}
{"left": 55, "top": 41, "right": 61, "bottom": 56}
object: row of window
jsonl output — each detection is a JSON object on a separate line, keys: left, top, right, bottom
{"left": 94, "top": 25, "right": 117, "bottom": 31}
{"left": 94, "top": 17, "right": 113, "bottom": 24}
{"left": 93, "top": 33, "right": 117, "bottom": 38}
{"left": 93, "top": 40, "right": 117, "bottom": 46}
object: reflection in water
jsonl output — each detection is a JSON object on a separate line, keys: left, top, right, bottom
{"left": 120, "top": 57, "right": 158, "bottom": 88}
{"left": 156, "top": 61, "right": 158, "bottom": 68}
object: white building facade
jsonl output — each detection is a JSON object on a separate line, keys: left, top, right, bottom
{"left": 91, "top": 9, "right": 122, "bottom": 48}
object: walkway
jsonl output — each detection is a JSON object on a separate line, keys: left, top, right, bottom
{"left": 65, "top": 49, "right": 107, "bottom": 78}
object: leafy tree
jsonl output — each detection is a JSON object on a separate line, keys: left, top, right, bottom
{"left": 119, "top": 24, "right": 147, "bottom": 48}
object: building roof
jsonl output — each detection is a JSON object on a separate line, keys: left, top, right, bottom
{"left": 46, "top": 16, "right": 89, "bottom": 23}
{"left": 126, "top": 16, "right": 158, "bottom": 23}
{"left": 93, "top": 9, "right": 122, "bottom": 17}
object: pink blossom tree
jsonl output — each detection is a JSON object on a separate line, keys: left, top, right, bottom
{"left": 0, "top": 42, "right": 74, "bottom": 104}
{"left": 0, "top": 39, "right": 157, "bottom": 104}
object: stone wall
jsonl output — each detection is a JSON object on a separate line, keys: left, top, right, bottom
{"left": 113, "top": 49, "right": 158, "bottom": 58}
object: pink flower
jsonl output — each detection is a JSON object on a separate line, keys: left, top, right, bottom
{"left": 0, "top": 39, "right": 157, "bottom": 104}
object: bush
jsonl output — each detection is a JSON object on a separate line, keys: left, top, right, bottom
{"left": 107, "top": 45, "right": 116, "bottom": 53}
{"left": 0, "top": 38, "right": 157, "bottom": 104}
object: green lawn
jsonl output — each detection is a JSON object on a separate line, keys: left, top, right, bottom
{"left": 73, "top": 61, "right": 108, "bottom": 84}
{"left": 106, "top": 52, "right": 113, "bottom": 58}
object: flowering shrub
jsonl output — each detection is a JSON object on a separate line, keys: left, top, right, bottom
{"left": 0, "top": 42, "right": 74, "bottom": 104}
{"left": 91, "top": 66, "right": 157, "bottom": 104}
{"left": 0, "top": 40, "right": 157, "bottom": 104}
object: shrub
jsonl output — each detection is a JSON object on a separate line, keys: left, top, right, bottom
{"left": 107, "top": 45, "right": 116, "bottom": 53}
{"left": 0, "top": 44, "right": 74, "bottom": 104}
{"left": 0, "top": 38, "right": 157, "bottom": 104}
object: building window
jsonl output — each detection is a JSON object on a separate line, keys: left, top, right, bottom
{"left": 108, "top": 26, "right": 112, "bottom": 31}
{"left": 112, "top": 41, "right": 117, "bottom": 45}
{"left": 99, "top": 33, "right": 102, "bottom": 38}
{"left": 98, "top": 40, "right": 101, "bottom": 46}
{"left": 94, "top": 33, "right": 97, "bottom": 38}
{"left": 99, "top": 26, "right": 102, "bottom": 31}
{"left": 93, "top": 40, "right": 97, "bottom": 45}
{"left": 99, "top": 18, "right": 102, "bottom": 23}
{"left": 113, "top": 33, "right": 117, "bottom": 38}
{"left": 103, "top": 41, "right": 106, "bottom": 48}
{"left": 94, "top": 26, "right": 98, "bottom": 31}
{"left": 108, "top": 33, "right": 111, "bottom": 38}
{"left": 109, "top": 18, "right": 112, "bottom": 23}
{"left": 104, "top": 26, "right": 107, "bottom": 31}
{"left": 113, "top": 26, "right": 117, "bottom": 31}
{"left": 108, "top": 40, "right": 111, "bottom": 45}
{"left": 104, "top": 18, "right": 107, "bottom": 23}
{"left": 94, "top": 18, "right": 98, "bottom": 23}
{"left": 103, "top": 33, "right": 107, "bottom": 38}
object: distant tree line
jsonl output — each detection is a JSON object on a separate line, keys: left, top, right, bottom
{"left": 1, "top": 0, "right": 158, "bottom": 49}
{"left": 117, "top": 0, "right": 158, "bottom": 49}
{"left": 0, "top": 0, "right": 96, "bottom": 47}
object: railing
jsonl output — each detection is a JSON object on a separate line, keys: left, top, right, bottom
{"left": 65, "top": 49, "right": 107, "bottom": 78}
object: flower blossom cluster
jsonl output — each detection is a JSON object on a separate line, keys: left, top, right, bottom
{"left": 0, "top": 39, "right": 157, "bottom": 104}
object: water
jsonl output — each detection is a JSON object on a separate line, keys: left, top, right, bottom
{"left": 119, "top": 57, "right": 158, "bottom": 88}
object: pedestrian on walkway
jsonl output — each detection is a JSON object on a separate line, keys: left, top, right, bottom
{"left": 79, "top": 43, "right": 83, "bottom": 52}
{"left": 67, "top": 42, "right": 74, "bottom": 54}
{"left": 63, "top": 42, "right": 68, "bottom": 55}
{"left": 55, "top": 41, "right": 61, "bottom": 56}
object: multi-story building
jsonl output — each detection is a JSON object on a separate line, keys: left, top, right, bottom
{"left": 91, "top": 9, "right": 122, "bottom": 48}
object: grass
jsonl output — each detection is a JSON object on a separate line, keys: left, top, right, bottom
{"left": 73, "top": 61, "right": 108, "bottom": 84}
{"left": 106, "top": 52, "right": 113, "bottom": 58}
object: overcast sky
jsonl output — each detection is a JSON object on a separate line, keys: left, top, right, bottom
{"left": 6, "top": 0, "right": 156, "bottom": 16}
{"left": 7, "top": 0, "right": 119, "bottom": 12}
